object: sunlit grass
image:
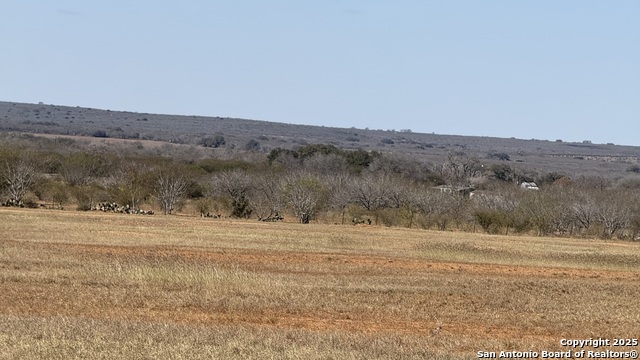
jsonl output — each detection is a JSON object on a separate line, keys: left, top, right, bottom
{"left": 1, "top": 207, "right": 639, "bottom": 359}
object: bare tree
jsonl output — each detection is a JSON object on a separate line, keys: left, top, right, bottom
{"left": 595, "top": 190, "right": 633, "bottom": 238}
{"left": 348, "top": 174, "right": 391, "bottom": 223}
{"left": 302, "top": 153, "right": 349, "bottom": 174}
{"left": 369, "top": 153, "right": 436, "bottom": 183}
{"left": 60, "top": 152, "right": 101, "bottom": 186}
{"left": 472, "top": 187, "right": 520, "bottom": 234}
{"left": 282, "top": 172, "right": 326, "bottom": 224}
{"left": 325, "top": 171, "right": 353, "bottom": 224}
{"left": 110, "top": 161, "right": 150, "bottom": 210}
{"left": 437, "top": 152, "right": 484, "bottom": 187}
{"left": 385, "top": 179, "right": 419, "bottom": 228}
{"left": 411, "top": 188, "right": 458, "bottom": 231}
{"left": 516, "top": 189, "right": 573, "bottom": 236}
{"left": 574, "top": 175, "right": 612, "bottom": 191}
{"left": 2, "top": 157, "right": 37, "bottom": 203}
{"left": 569, "top": 189, "right": 598, "bottom": 233}
{"left": 48, "top": 180, "right": 69, "bottom": 210}
{"left": 348, "top": 173, "right": 419, "bottom": 226}
{"left": 250, "top": 172, "right": 284, "bottom": 221}
{"left": 151, "top": 165, "right": 190, "bottom": 215}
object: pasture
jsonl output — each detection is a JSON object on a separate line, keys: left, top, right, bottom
{"left": 1, "top": 208, "right": 639, "bottom": 359}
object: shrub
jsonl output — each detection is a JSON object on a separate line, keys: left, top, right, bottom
{"left": 199, "top": 135, "right": 226, "bottom": 148}
{"left": 536, "top": 172, "right": 565, "bottom": 186}
{"left": 23, "top": 197, "right": 39, "bottom": 209}
{"left": 244, "top": 139, "right": 260, "bottom": 151}
{"left": 490, "top": 164, "right": 514, "bottom": 182}
{"left": 197, "top": 159, "right": 253, "bottom": 173}
{"left": 626, "top": 164, "right": 640, "bottom": 173}
{"left": 344, "top": 149, "right": 378, "bottom": 170}
{"left": 296, "top": 144, "right": 342, "bottom": 159}
{"left": 231, "top": 195, "right": 252, "bottom": 218}
{"left": 474, "top": 210, "right": 510, "bottom": 234}
{"left": 487, "top": 151, "right": 511, "bottom": 161}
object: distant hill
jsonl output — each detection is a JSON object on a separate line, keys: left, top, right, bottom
{"left": 1, "top": 100, "right": 639, "bottom": 178}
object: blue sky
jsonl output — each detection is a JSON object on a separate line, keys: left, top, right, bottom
{"left": 2, "top": 1, "right": 639, "bottom": 145}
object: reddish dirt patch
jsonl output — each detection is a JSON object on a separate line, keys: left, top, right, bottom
{"left": 28, "top": 240, "right": 640, "bottom": 281}
{"left": 2, "top": 239, "right": 637, "bottom": 344}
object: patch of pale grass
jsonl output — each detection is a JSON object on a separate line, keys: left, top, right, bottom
{"left": 0, "top": 315, "right": 467, "bottom": 360}
{"left": 89, "top": 259, "right": 281, "bottom": 296}
{"left": 411, "top": 232, "right": 640, "bottom": 271}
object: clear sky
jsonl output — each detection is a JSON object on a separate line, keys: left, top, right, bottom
{"left": 2, "top": 1, "right": 639, "bottom": 145}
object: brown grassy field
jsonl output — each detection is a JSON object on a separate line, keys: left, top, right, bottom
{"left": 1, "top": 208, "right": 639, "bottom": 359}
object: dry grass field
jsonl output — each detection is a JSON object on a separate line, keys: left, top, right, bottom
{"left": 1, "top": 208, "right": 639, "bottom": 359}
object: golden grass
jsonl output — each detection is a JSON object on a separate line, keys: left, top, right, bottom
{"left": 1, "top": 207, "right": 639, "bottom": 359}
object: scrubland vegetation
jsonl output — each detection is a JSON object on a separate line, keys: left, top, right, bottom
{"left": 2, "top": 104, "right": 640, "bottom": 358}
{"left": 2, "top": 131, "right": 640, "bottom": 240}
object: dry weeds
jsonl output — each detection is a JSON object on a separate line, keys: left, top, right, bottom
{"left": 1, "top": 208, "right": 639, "bottom": 359}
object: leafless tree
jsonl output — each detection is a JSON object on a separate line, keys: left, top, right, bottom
{"left": 151, "top": 165, "right": 190, "bottom": 215}
{"left": 2, "top": 157, "right": 37, "bottom": 203}
{"left": 595, "top": 190, "right": 633, "bottom": 238}
{"left": 349, "top": 173, "right": 389, "bottom": 211}
{"left": 302, "top": 153, "right": 349, "bottom": 174}
{"left": 60, "top": 152, "right": 101, "bottom": 186}
{"left": 516, "top": 189, "right": 572, "bottom": 236}
{"left": 412, "top": 189, "right": 459, "bottom": 231}
{"left": 369, "top": 154, "right": 436, "bottom": 183}
{"left": 250, "top": 172, "right": 284, "bottom": 221}
{"left": 437, "top": 152, "right": 484, "bottom": 187}
{"left": 348, "top": 173, "right": 391, "bottom": 224}
{"left": 471, "top": 186, "right": 520, "bottom": 234}
{"left": 324, "top": 171, "right": 353, "bottom": 224}
{"left": 282, "top": 171, "right": 326, "bottom": 224}
{"left": 574, "top": 175, "right": 612, "bottom": 191}
{"left": 569, "top": 189, "right": 598, "bottom": 232}
{"left": 369, "top": 154, "right": 414, "bottom": 175}
{"left": 110, "top": 161, "right": 150, "bottom": 210}
{"left": 387, "top": 180, "right": 422, "bottom": 228}
{"left": 386, "top": 178, "right": 413, "bottom": 209}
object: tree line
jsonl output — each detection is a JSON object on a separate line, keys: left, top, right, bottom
{"left": 2, "top": 140, "right": 640, "bottom": 240}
